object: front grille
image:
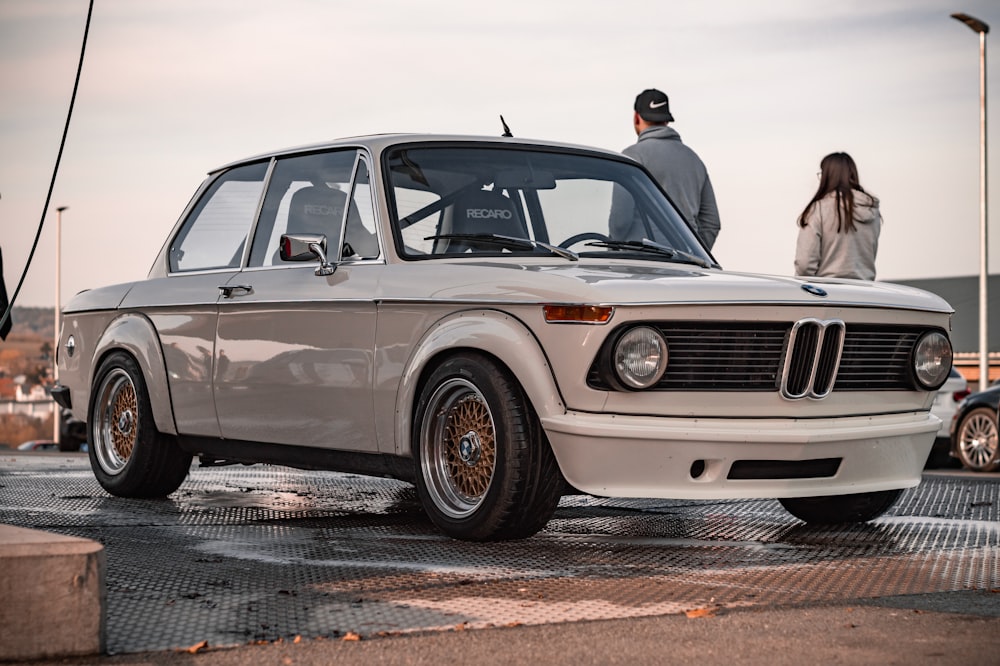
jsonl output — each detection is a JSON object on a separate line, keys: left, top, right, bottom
{"left": 622, "top": 323, "right": 787, "bottom": 390}
{"left": 834, "top": 325, "right": 921, "bottom": 390}
{"left": 781, "top": 319, "right": 845, "bottom": 399}
{"left": 587, "top": 321, "right": 931, "bottom": 394}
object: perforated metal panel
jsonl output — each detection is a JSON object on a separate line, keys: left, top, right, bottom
{"left": 1, "top": 455, "right": 997, "bottom": 655}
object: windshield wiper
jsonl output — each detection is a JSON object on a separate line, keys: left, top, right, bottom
{"left": 424, "top": 234, "right": 578, "bottom": 261}
{"left": 585, "top": 238, "right": 713, "bottom": 268}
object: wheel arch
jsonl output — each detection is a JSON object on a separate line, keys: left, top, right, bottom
{"left": 90, "top": 313, "right": 177, "bottom": 435}
{"left": 394, "top": 309, "right": 565, "bottom": 457}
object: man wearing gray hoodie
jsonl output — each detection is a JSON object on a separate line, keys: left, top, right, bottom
{"left": 618, "top": 88, "right": 721, "bottom": 251}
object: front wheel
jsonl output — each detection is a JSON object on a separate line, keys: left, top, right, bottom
{"left": 779, "top": 489, "right": 902, "bottom": 524}
{"left": 413, "top": 353, "right": 563, "bottom": 541}
{"left": 88, "top": 352, "right": 192, "bottom": 497}
{"left": 954, "top": 407, "right": 1000, "bottom": 472}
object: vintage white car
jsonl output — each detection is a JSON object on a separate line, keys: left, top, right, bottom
{"left": 53, "top": 134, "right": 954, "bottom": 541}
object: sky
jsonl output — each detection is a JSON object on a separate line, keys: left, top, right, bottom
{"left": 1, "top": 0, "right": 998, "bottom": 309}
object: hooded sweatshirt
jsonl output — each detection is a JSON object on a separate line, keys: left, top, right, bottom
{"left": 794, "top": 190, "right": 881, "bottom": 281}
{"left": 622, "top": 126, "right": 721, "bottom": 250}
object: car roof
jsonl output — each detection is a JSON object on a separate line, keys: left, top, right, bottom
{"left": 209, "top": 133, "right": 629, "bottom": 175}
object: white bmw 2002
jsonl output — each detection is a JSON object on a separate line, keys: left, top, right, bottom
{"left": 53, "top": 134, "right": 954, "bottom": 541}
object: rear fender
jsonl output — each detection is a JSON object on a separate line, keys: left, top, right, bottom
{"left": 91, "top": 313, "right": 177, "bottom": 435}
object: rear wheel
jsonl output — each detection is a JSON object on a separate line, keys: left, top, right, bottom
{"left": 954, "top": 407, "right": 1000, "bottom": 472}
{"left": 779, "top": 489, "right": 902, "bottom": 524}
{"left": 88, "top": 352, "right": 191, "bottom": 497}
{"left": 413, "top": 353, "right": 563, "bottom": 541}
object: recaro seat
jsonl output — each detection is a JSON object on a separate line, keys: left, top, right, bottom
{"left": 278, "top": 184, "right": 347, "bottom": 262}
{"left": 444, "top": 189, "right": 527, "bottom": 253}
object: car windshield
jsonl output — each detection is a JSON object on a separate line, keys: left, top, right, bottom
{"left": 386, "top": 145, "right": 716, "bottom": 266}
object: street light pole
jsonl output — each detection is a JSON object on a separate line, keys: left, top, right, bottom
{"left": 53, "top": 205, "right": 67, "bottom": 443}
{"left": 951, "top": 13, "right": 990, "bottom": 391}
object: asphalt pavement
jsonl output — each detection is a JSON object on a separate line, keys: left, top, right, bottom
{"left": 1, "top": 454, "right": 997, "bottom": 665}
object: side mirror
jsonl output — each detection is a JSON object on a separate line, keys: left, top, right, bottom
{"left": 279, "top": 233, "right": 336, "bottom": 276}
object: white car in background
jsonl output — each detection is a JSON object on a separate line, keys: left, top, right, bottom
{"left": 926, "top": 368, "right": 970, "bottom": 467}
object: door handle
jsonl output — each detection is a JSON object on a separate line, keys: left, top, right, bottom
{"left": 218, "top": 284, "right": 253, "bottom": 298}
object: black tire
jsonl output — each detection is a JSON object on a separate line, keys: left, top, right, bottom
{"left": 412, "top": 352, "right": 563, "bottom": 541}
{"left": 954, "top": 407, "right": 1000, "bottom": 472}
{"left": 88, "top": 352, "right": 191, "bottom": 497}
{"left": 779, "top": 489, "right": 903, "bottom": 524}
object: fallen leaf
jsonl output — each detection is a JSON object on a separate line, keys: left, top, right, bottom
{"left": 293, "top": 635, "right": 302, "bottom": 643}
{"left": 342, "top": 632, "right": 362, "bottom": 641}
{"left": 183, "top": 640, "right": 209, "bottom": 654}
{"left": 685, "top": 607, "right": 717, "bottom": 619}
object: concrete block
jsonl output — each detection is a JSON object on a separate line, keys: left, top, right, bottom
{"left": 0, "top": 524, "right": 105, "bottom": 660}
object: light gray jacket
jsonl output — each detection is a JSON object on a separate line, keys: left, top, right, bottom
{"left": 794, "top": 190, "right": 881, "bottom": 281}
{"left": 622, "top": 126, "right": 721, "bottom": 250}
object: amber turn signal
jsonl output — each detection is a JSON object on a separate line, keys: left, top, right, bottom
{"left": 542, "top": 305, "right": 614, "bottom": 323}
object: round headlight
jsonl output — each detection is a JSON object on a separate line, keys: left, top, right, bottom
{"left": 912, "top": 330, "right": 953, "bottom": 390}
{"left": 613, "top": 326, "right": 668, "bottom": 390}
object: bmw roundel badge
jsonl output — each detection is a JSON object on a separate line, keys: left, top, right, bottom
{"left": 801, "top": 284, "right": 828, "bottom": 297}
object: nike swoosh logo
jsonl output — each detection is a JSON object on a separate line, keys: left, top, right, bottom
{"left": 650, "top": 100, "right": 667, "bottom": 108}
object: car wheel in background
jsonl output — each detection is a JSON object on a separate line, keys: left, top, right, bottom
{"left": 413, "top": 352, "right": 563, "bottom": 541}
{"left": 954, "top": 406, "right": 1000, "bottom": 473}
{"left": 778, "top": 489, "right": 903, "bottom": 524}
{"left": 88, "top": 352, "right": 192, "bottom": 497}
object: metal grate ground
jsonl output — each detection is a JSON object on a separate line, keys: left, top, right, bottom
{"left": 0, "top": 454, "right": 997, "bottom": 655}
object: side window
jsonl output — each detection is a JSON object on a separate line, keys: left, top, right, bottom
{"left": 169, "top": 162, "right": 267, "bottom": 273}
{"left": 248, "top": 150, "right": 361, "bottom": 267}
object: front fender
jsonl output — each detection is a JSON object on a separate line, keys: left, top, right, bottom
{"left": 90, "top": 313, "right": 177, "bottom": 435}
{"left": 394, "top": 309, "right": 565, "bottom": 457}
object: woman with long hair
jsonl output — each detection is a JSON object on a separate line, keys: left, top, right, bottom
{"left": 794, "top": 152, "right": 881, "bottom": 280}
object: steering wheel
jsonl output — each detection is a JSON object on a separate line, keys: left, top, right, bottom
{"left": 558, "top": 232, "right": 611, "bottom": 249}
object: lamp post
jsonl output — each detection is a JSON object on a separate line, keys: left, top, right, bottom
{"left": 951, "top": 12, "right": 990, "bottom": 391}
{"left": 53, "top": 205, "right": 67, "bottom": 443}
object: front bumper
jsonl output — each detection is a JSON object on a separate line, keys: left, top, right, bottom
{"left": 541, "top": 411, "right": 939, "bottom": 500}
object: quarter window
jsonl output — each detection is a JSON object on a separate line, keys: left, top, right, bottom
{"left": 169, "top": 162, "right": 267, "bottom": 273}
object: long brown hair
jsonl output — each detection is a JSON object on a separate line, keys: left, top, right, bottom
{"left": 797, "top": 152, "right": 868, "bottom": 232}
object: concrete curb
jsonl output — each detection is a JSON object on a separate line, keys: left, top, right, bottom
{"left": 0, "top": 524, "right": 105, "bottom": 661}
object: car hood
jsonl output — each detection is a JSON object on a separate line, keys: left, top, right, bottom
{"left": 390, "top": 260, "right": 954, "bottom": 313}
{"left": 63, "top": 260, "right": 954, "bottom": 315}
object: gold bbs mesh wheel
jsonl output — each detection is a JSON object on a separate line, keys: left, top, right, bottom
{"left": 94, "top": 368, "right": 138, "bottom": 475}
{"left": 420, "top": 378, "right": 497, "bottom": 518}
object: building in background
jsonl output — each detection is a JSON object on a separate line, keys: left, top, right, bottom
{"left": 895, "top": 275, "right": 1000, "bottom": 386}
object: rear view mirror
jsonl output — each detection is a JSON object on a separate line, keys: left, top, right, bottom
{"left": 493, "top": 168, "right": 557, "bottom": 190}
